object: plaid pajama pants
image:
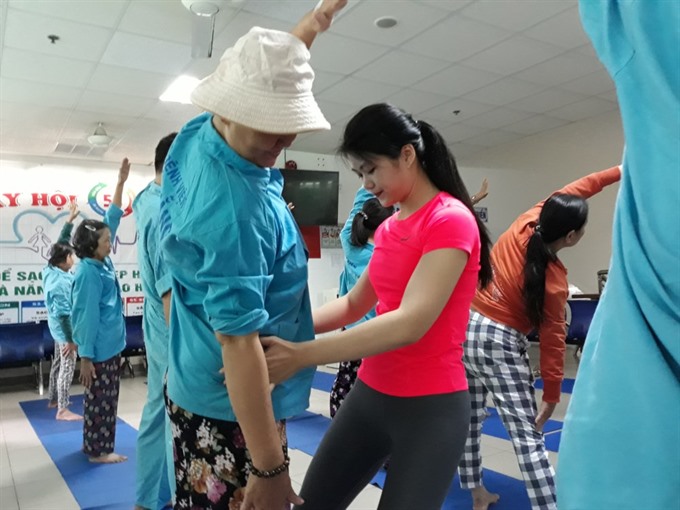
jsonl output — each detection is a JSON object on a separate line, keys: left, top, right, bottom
{"left": 459, "top": 311, "right": 556, "bottom": 510}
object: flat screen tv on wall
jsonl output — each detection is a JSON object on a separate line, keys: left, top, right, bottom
{"left": 280, "top": 169, "right": 339, "bottom": 226}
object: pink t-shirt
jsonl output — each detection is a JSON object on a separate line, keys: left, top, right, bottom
{"left": 358, "top": 192, "right": 481, "bottom": 397}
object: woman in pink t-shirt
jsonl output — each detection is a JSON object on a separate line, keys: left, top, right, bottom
{"left": 263, "top": 103, "right": 493, "bottom": 509}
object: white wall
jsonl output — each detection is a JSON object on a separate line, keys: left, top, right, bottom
{"left": 459, "top": 110, "right": 624, "bottom": 293}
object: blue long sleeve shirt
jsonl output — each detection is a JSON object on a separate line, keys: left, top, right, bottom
{"left": 159, "top": 113, "right": 315, "bottom": 422}
{"left": 338, "top": 186, "right": 378, "bottom": 328}
{"left": 71, "top": 204, "right": 126, "bottom": 362}
{"left": 132, "top": 181, "right": 171, "bottom": 365}
{"left": 43, "top": 222, "right": 76, "bottom": 343}
{"left": 558, "top": 3, "right": 680, "bottom": 509}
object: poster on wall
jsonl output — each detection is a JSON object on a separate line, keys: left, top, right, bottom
{"left": 20, "top": 300, "right": 47, "bottom": 323}
{"left": 320, "top": 225, "right": 343, "bottom": 249}
{"left": 0, "top": 302, "right": 20, "bottom": 324}
{"left": 0, "top": 164, "right": 147, "bottom": 324}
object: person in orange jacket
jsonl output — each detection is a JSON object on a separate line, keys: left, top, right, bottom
{"left": 459, "top": 166, "right": 621, "bottom": 510}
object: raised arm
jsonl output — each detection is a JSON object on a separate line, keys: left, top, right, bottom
{"left": 518, "top": 165, "right": 622, "bottom": 225}
{"left": 471, "top": 178, "right": 489, "bottom": 205}
{"left": 112, "top": 158, "right": 130, "bottom": 210}
{"left": 104, "top": 158, "right": 131, "bottom": 239}
{"left": 291, "top": 0, "right": 347, "bottom": 48}
{"left": 57, "top": 201, "right": 80, "bottom": 244}
{"left": 556, "top": 165, "right": 621, "bottom": 199}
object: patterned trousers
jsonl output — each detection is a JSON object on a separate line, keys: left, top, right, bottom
{"left": 459, "top": 311, "right": 557, "bottom": 510}
{"left": 47, "top": 342, "right": 77, "bottom": 410}
{"left": 329, "top": 359, "right": 361, "bottom": 418}
{"left": 166, "top": 395, "right": 287, "bottom": 509}
{"left": 83, "top": 354, "right": 122, "bottom": 458}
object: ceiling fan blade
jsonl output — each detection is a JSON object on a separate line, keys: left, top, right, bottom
{"left": 190, "top": 12, "right": 216, "bottom": 59}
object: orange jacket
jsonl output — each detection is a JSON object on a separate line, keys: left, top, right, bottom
{"left": 472, "top": 166, "right": 621, "bottom": 402}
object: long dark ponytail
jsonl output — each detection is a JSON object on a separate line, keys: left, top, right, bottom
{"left": 523, "top": 193, "right": 588, "bottom": 327}
{"left": 350, "top": 198, "right": 395, "bottom": 247}
{"left": 339, "top": 103, "right": 492, "bottom": 287}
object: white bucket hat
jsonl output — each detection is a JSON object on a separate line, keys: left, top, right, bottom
{"left": 191, "top": 27, "right": 330, "bottom": 135}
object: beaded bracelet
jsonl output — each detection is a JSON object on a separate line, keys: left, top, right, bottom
{"left": 249, "top": 455, "right": 290, "bottom": 479}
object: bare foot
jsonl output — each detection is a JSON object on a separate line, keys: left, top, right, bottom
{"left": 56, "top": 408, "right": 83, "bottom": 421}
{"left": 47, "top": 401, "right": 58, "bottom": 408}
{"left": 472, "top": 486, "right": 500, "bottom": 510}
{"left": 89, "top": 453, "right": 128, "bottom": 464}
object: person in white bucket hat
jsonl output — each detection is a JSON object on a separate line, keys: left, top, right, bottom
{"left": 157, "top": 1, "right": 346, "bottom": 509}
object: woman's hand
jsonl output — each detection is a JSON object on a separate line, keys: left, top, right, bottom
{"left": 118, "top": 157, "right": 131, "bottom": 185}
{"left": 312, "top": 0, "right": 348, "bottom": 32}
{"left": 471, "top": 178, "right": 489, "bottom": 205}
{"left": 535, "top": 401, "right": 557, "bottom": 431}
{"left": 66, "top": 201, "right": 80, "bottom": 223}
{"left": 292, "top": 0, "right": 347, "bottom": 48}
{"left": 79, "top": 358, "right": 97, "bottom": 389}
{"left": 61, "top": 342, "right": 78, "bottom": 357}
{"left": 261, "top": 336, "right": 303, "bottom": 385}
{"left": 240, "top": 471, "right": 303, "bottom": 510}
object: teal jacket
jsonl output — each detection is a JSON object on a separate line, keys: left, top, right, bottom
{"left": 132, "top": 181, "right": 171, "bottom": 365}
{"left": 558, "top": 2, "right": 680, "bottom": 509}
{"left": 43, "top": 223, "right": 75, "bottom": 343}
{"left": 71, "top": 205, "right": 126, "bottom": 362}
{"left": 159, "top": 113, "right": 315, "bottom": 422}
{"left": 338, "top": 187, "right": 378, "bottom": 328}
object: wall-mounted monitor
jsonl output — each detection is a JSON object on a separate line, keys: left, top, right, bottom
{"left": 280, "top": 169, "right": 339, "bottom": 226}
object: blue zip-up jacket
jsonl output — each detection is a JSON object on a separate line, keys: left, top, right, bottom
{"left": 44, "top": 222, "right": 75, "bottom": 343}
{"left": 338, "top": 187, "right": 378, "bottom": 328}
{"left": 71, "top": 204, "right": 126, "bottom": 362}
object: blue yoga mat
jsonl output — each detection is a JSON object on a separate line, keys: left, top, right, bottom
{"left": 287, "top": 411, "right": 530, "bottom": 509}
{"left": 312, "top": 370, "right": 335, "bottom": 392}
{"left": 20, "top": 395, "right": 139, "bottom": 510}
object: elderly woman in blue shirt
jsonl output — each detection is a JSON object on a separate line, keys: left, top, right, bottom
{"left": 158, "top": 2, "right": 346, "bottom": 509}
{"left": 71, "top": 159, "right": 130, "bottom": 464}
{"left": 45, "top": 201, "right": 81, "bottom": 421}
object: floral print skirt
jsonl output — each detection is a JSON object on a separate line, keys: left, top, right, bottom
{"left": 329, "top": 359, "right": 362, "bottom": 418}
{"left": 166, "top": 396, "right": 287, "bottom": 509}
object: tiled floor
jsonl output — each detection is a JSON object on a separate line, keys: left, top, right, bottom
{"left": 0, "top": 344, "right": 579, "bottom": 509}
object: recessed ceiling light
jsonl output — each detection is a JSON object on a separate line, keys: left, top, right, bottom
{"left": 160, "top": 75, "right": 201, "bottom": 104}
{"left": 375, "top": 16, "right": 398, "bottom": 29}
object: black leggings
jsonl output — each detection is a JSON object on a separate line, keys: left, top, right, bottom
{"left": 296, "top": 380, "right": 471, "bottom": 510}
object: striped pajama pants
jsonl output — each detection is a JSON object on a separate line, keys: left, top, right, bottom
{"left": 459, "top": 311, "right": 557, "bottom": 510}
{"left": 47, "top": 342, "right": 77, "bottom": 410}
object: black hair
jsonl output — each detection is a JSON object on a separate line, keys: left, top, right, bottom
{"left": 72, "top": 219, "right": 109, "bottom": 259}
{"left": 339, "top": 103, "right": 492, "bottom": 287}
{"left": 154, "top": 132, "right": 178, "bottom": 173}
{"left": 48, "top": 242, "right": 74, "bottom": 267}
{"left": 350, "top": 198, "right": 395, "bottom": 247}
{"left": 523, "top": 193, "right": 588, "bottom": 327}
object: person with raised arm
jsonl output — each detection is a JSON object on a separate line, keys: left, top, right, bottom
{"left": 71, "top": 158, "right": 131, "bottom": 464}
{"left": 158, "top": 1, "right": 347, "bottom": 508}
{"left": 459, "top": 166, "right": 621, "bottom": 510}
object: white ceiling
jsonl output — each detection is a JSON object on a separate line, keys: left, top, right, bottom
{"left": 0, "top": 0, "right": 618, "bottom": 165}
